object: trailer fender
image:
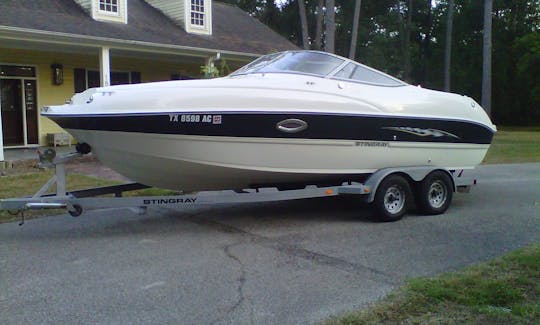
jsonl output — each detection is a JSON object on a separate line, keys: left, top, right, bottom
{"left": 363, "top": 167, "right": 455, "bottom": 203}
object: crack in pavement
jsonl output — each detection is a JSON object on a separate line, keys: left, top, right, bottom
{"left": 223, "top": 243, "right": 247, "bottom": 313}
{"left": 208, "top": 242, "right": 257, "bottom": 325}
{"left": 168, "top": 209, "right": 400, "bottom": 286}
{"left": 160, "top": 209, "right": 256, "bottom": 324}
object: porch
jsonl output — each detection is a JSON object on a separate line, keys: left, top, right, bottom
{"left": 0, "top": 36, "right": 253, "bottom": 161}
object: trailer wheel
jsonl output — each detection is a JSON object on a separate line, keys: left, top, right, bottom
{"left": 373, "top": 174, "right": 412, "bottom": 222}
{"left": 68, "top": 204, "right": 83, "bottom": 217}
{"left": 416, "top": 171, "right": 453, "bottom": 215}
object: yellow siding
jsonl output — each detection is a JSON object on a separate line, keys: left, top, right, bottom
{"left": 1, "top": 48, "right": 202, "bottom": 146}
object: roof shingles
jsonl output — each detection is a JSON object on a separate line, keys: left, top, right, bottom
{"left": 0, "top": 0, "right": 297, "bottom": 55}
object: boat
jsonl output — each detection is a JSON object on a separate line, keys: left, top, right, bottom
{"left": 42, "top": 50, "right": 496, "bottom": 191}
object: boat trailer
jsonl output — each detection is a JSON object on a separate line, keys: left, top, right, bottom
{"left": 0, "top": 150, "right": 476, "bottom": 225}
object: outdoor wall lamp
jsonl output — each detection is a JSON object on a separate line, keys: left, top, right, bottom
{"left": 51, "top": 64, "right": 63, "bottom": 85}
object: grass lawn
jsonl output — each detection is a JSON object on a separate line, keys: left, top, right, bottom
{"left": 325, "top": 243, "right": 540, "bottom": 324}
{"left": 483, "top": 127, "right": 540, "bottom": 164}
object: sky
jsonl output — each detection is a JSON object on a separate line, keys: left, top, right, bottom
{"left": 275, "top": 0, "right": 287, "bottom": 8}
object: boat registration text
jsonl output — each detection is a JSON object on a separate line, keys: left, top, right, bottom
{"left": 169, "top": 114, "right": 222, "bottom": 124}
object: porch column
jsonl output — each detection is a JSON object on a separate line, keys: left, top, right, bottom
{"left": 0, "top": 108, "right": 4, "bottom": 161}
{"left": 99, "top": 46, "right": 111, "bottom": 87}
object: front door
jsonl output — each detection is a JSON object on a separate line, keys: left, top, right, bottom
{"left": 0, "top": 64, "right": 38, "bottom": 146}
{"left": 1, "top": 79, "right": 24, "bottom": 146}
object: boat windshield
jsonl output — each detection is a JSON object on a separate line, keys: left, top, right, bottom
{"left": 232, "top": 51, "right": 344, "bottom": 77}
{"left": 332, "top": 62, "right": 404, "bottom": 86}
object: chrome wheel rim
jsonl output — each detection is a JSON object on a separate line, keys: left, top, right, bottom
{"left": 428, "top": 181, "right": 447, "bottom": 209}
{"left": 384, "top": 186, "right": 405, "bottom": 214}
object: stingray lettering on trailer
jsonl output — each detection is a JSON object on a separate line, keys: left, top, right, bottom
{"left": 143, "top": 198, "right": 197, "bottom": 205}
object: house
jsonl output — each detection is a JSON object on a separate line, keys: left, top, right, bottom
{"left": 0, "top": 0, "right": 296, "bottom": 161}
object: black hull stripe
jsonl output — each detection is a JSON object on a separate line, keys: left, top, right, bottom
{"left": 47, "top": 112, "right": 495, "bottom": 144}
{"left": 45, "top": 110, "right": 493, "bottom": 128}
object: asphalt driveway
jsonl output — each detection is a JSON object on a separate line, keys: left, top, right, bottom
{"left": 1, "top": 163, "right": 539, "bottom": 324}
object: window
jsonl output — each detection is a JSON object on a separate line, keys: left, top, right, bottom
{"left": 190, "top": 0, "right": 205, "bottom": 26}
{"left": 92, "top": 0, "right": 126, "bottom": 23}
{"left": 99, "top": 0, "right": 119, "bottom": 14}
{"left": 332, "top": 62, "right": 404, "bottom": 86}
{"left": 171, "top": 74, "right": 195, "bottom": 80}
{"left": 333, "top": 63, "right": 355, "bottom": 79}
{"left": 0, "top": 65, "right": 36, "bottom": 77}
{"left": 74, "top": 69, "right": 140, "bottom": 93}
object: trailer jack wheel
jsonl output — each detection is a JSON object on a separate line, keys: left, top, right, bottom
{"left": 68, "top": 204, "right": 83, "bottom": 217}
{"left": 416, "top": 171, "right": 453, "bottom": 215}
{"left": 373, "top": 174, "right": 412, "bottom": 222}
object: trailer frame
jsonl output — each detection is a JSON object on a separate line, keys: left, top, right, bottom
{"left": 0, "top": 150, "right": 476, "bottom": 224}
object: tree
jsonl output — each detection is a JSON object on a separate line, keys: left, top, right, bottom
{"left": 314, "top": 0, "right": 324, "bottom": 50}
{"left": 235, "top": 0, "right": 540, "bottom": 125}
{"left": 443, "top": 0, "right": 454, "bottom": 92}
{"left": 349, "top": 0, "right": 362, "bottom": 59}
{"left": 298, "top": 0, "right": 310, "bottom": 49}
{"left": 325, "top": 0, "right": 335, "bottom": 53}
{"left": 482, "top": 0, "right": 492, "bottom": 116}
{"left": 421, "top": 0, "right": 433, "bottom": 84}
{"left": 513, "top": 33, "right": 540, "bottom": 124}
{"left": 403, "top": 0, "right": 413, "bottom": 82}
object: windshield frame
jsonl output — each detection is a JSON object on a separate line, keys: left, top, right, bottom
{"left": 231, "top": 51, "right": 346, "bottom": 78}
{"left": 230, "top": 50, "right": 407, "bottom": 87}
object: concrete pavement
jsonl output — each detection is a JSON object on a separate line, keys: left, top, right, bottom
{"left": 1, "top": 163, "right": 539, "bottom": 324}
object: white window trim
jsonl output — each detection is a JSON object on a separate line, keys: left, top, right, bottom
{"left": 97, "top": 0, "right": 120, "bottom": 16}
{"left": 92, "top": 0, "right": 128, "bottom": 24}
{"left": 190, "top": 0, "right": 206, "bottom": 27}
{"left": 185, "top": 0, "right": 212, "bottom": 35}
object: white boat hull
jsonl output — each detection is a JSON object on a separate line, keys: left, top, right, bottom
{"left": 69, "top": 129, "right": 490, "bottom": 191}
{"left": 44, "top": 51, "right": 497, "bottom": 191}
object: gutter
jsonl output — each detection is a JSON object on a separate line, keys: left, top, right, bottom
{"left": 0, "top": 25, "right": 261, "bottom": 61}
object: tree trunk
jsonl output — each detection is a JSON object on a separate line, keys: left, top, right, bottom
{"left": 298, "top": 0, "right": 310, "bottom": 50}
{"left": 404, "top": 0, "right": 413, "bottom": 82}
{"left": 444, "top": 0, "right": 454, "bottom": 92}
{"left": 325, "top": 0, "right": 335, "bottom": 53}
{"left": 314, "top": 0, "right": 324, "bottom": 50}
{"left": 349, "top": 0, "right": 362, "bottom": 59}
{"left": 482, "top": 0, "right": 493, "bottom": 116}
{"left": 422, "top": 0, "right": 433, "bottom": 84}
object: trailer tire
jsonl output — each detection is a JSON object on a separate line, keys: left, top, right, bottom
{"left": 68, "top": 204, "right": 83, "bottom": 217}
{"left": 373, "top": 174, "right": 412, "bottom": 222}
{"left": 416, "top": 171, "right": 453, "bottom": 215}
